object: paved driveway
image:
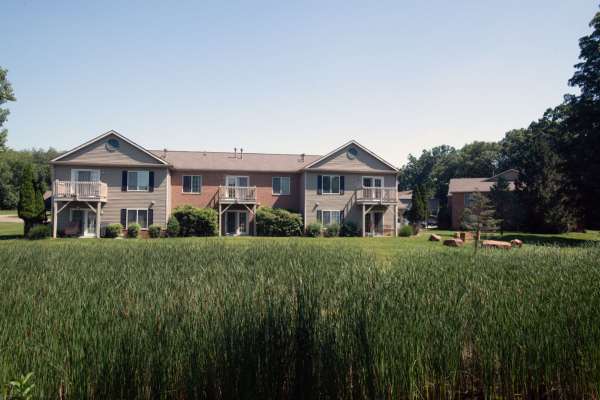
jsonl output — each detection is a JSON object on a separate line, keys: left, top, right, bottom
{"left": 0, "top": 214, "right": 23, "bottom": 223}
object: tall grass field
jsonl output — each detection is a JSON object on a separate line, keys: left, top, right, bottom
{"left": 1, "top": 239, "right": 599, "bottom": 399}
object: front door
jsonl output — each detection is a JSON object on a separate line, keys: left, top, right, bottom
{"left": 225, "top": 211, "right": 248, "bottom": 236}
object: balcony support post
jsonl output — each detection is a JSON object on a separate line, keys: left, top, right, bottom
{"left": 253, "top": 204, "right": 257, "bottom": 236}
{"left": 394, "top": 204, "right": 398, "bottom": 237}
{"left": 96, "top": 201, "right": 101, "bottom": 238}
{"left": 361, "top": 203, "right": 365, "bottom": 237}
{"left": 218, "top": 203, "right": 222, "bottom": 237}
{"left": 52, "top": 200, "right": 58, "bottom": 239}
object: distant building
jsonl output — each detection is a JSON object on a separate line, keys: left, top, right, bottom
{"left": 447, "top": 169, "right": 518, "bottom": 230}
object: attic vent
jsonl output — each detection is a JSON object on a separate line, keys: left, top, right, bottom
{"left": 105, "top": 138, "right": 120, "bottom": 152}
{"left": 347, "top": 147, "right": 358, "bottom": 160}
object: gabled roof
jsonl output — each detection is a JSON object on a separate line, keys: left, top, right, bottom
{"left": 302, "top": 140, "right": 399, "bottom": 172}
{"left": 448, "top": 171, "right": 517, "bottom": 195}
{"left": 51, "top": 130, "right": 169, "bottom": 165}
{"left": 150, "top": 150, "right": 321, "bottom": 172}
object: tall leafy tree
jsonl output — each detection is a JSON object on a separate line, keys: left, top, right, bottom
{"left": 561, "top": 9, "right": 600, "bottom": 228}
{"left": 18, "top": 164, "right": 46, "bottom": 234}
{"left": 489, "top": 176, "right": 513, "bottom": 235}
{"left": 407, "top": 185, "right": 428, "bottom": 231}
{"left": 500, "top": 109, "right": 574, "bottom": 233}
{"left": 0, "top": 67, "right": 16, "bottom": 151}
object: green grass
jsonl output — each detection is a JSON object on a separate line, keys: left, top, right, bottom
{"left": 1, "top": 238, "right": 600, "bottom": 399}
{"left": 0, "top": 209, "right": 17, "bottom": 216}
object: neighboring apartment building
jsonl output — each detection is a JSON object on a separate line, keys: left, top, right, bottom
{"left": 50, "top": 131, "right": 400, "bottom": 237}
{"left": 447, "top": 169, "right": 517, "bottom": 230}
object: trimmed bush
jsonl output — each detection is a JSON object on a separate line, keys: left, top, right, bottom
{"left": 172, "top": 205, "right": 218, "bottom": 237}
{"left": 127, "top": 223, "right": 141, "bottom": 238}
{"left": 324, "top": 223, "right": 340, "bottom": 237}
{"left": 340, "top": 221, "right": 360, "bottom": 237}
{"left": 256, "top": 207, "right": 303, "bottom": 236}
{"left": 104, "top": 223, "right": 123, "bottom": 238}
{"left": 148, "top": 224, "right": 162, "bottom": 238}
{"left": 306, "top": 222, "right": 322, "bottom": 237}
{"left": 26, "top": 224, "right": 50, "bottom": 240}
{"left": 166, "top": 216, "right": 180, "bottom": 237}
{"left": 399, "top": 225, "right": 413, "bottom": 237}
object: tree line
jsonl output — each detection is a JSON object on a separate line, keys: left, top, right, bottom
{"left": 399, "top": 8, "right": 600, "bottom": 233}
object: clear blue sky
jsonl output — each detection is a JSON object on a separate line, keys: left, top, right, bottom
{"left": 2, "top": 1, "right": 597, "bottom": 166}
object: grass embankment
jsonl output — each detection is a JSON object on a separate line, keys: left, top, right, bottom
{"left": 1, "top": 239, "right": 599, "bottom": 399}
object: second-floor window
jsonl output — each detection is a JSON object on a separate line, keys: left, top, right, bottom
{"left": 322, "top": 175, "right": 340, "bottom": 194}
{"left": 127, "top": 171, "right": 150, "bottom": 191}
{"left": 182, "top": 175, "right": 202, "bottom": 193}
{"left": 272, "top": 177, "right": 290, "bottom": 195}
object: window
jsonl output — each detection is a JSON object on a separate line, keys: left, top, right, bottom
{"left": 464, "top": 193, "right": 474, "bottom": 207}
{"left": 182, "top": 175, "right": 202, "bottom": 193}
{"left": 322, "top": 175, "right": 340, "bottom": 194}
{"left": 319, "top": 210, "right": 341, "bottom": 226}
{"left": 71, "top": 169, "right": 100, "bottom": 182}
{"left": 126, "top": 209, "right": 148, "bottom": 229}
{"left": 272, "top": 176, "right": 290, "bottom": 195}
{"left": 226, "top": 176, "right": 249, "bottom": 187}
{"left": 362, "top": 176, "right": 383, "bottom": 188}
{"left": 127, "top": 171, "right": 149, "bottom": 191}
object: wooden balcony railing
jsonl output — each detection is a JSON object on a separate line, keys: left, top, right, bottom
{"left": 53, "top": 180, "right": 108, "bottom": 201}
{"left": 356, "top": 187, "right": 398, "bottom": 203}
{"left": 218, "top": 186, "right": 257, "bottom": 203}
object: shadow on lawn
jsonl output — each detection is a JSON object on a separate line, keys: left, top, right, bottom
{"left": 487, "top": 233, "right": 597, "bottom": 247}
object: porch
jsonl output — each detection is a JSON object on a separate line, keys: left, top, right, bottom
{"left": 52, "top": 180, "right": 107, "bottom": 238}
{"left": 216, "top": 185, "right": 258, "bottom": 236}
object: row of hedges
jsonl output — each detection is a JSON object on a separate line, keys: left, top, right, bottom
{"left": 48, "top": 205, "right": 366, "bottom": 239}
{"left": 306, "top": 221, "right": 361, "bottom": 237}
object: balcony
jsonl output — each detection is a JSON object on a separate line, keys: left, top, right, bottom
{"left": 356, "top": 187, "right": 398, "bottom": 204}
{"left": 218, "top": 186, "right": 257, "bottom": 204}
{"left": 53, "top": 180, "right": 108, "bottom": 202}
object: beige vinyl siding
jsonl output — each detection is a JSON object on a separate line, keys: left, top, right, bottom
{"left": 58, "top": 133, "right": 165, "bottom": 165}
{"left": 53, "top": 166, "right": 169, "bottom": 230}
{"left": 304, "top": 172, "right": 396, "bottom": 232}
{"left": 308, "top": 146, "right": 395, "bottom": 172}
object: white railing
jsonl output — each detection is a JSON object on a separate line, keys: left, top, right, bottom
{"left": 218, "top": 186, "right": 257, "bottom": 202}
{"left": 357, "top": 187, "right": 398, "bottom": 203}
{"left": 53, "top": 180, "right": 108, "bottom": 201}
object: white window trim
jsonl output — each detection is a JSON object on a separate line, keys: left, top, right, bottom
{"left": 321, "top": 175, "right": 341, "bottom": 195}
{"left": 272, "top": 176, "right": 291, "bottom": 196}
{"left": 362, "top": 176, "right": 384, "bottom": 188}
{"left": 226, "top": 175, "right": 250, "bottom": 187}
{"left": 126, "top": 208, "right": 149, "bottom": 230}
{"left": 182, "top": 175, "right": 202, "bottom": 194}
{"left": 71, "top": 169, "right": 100, "bottom": 182}
{"left": 127, "top": 170, "right": 150, "bottom": 192}
{"left": 320, "top": 210, "right": 341, "bottom": 226}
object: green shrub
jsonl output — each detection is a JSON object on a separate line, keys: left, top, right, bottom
{"left": 306, "top": 222, "right": 322, "bottom": 237}
{"left": 166, "top": 216, "right": 180, "bottom": 237}
{"left": 127, "top": 223, "right": 141, "bottom": 238}
{"left": 103, "top": 223, "right": 122, "bottom": 238}
{"left": 256, "top": 207, "right": 303, "bottom": 236}
{"left": 324, "top": 223, "right": 340, "bottom": 237}
{"left": 26, "top": 224, "right": 50, "bottom": 240}
{"left": 399, "top": 225, "right": 413, "bottom": 237}
{"left": 148, "top": 224, "right": 162, "bottom": 238}
{"left": 340, "top": 221, "right": 360, "bottom": 237}
{"left": 172, "top": 205, "right": 218, "bottom": 236}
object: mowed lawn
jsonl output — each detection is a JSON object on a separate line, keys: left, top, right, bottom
{"left": 1, "top": 235, "right": 600, "bottom": 398}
